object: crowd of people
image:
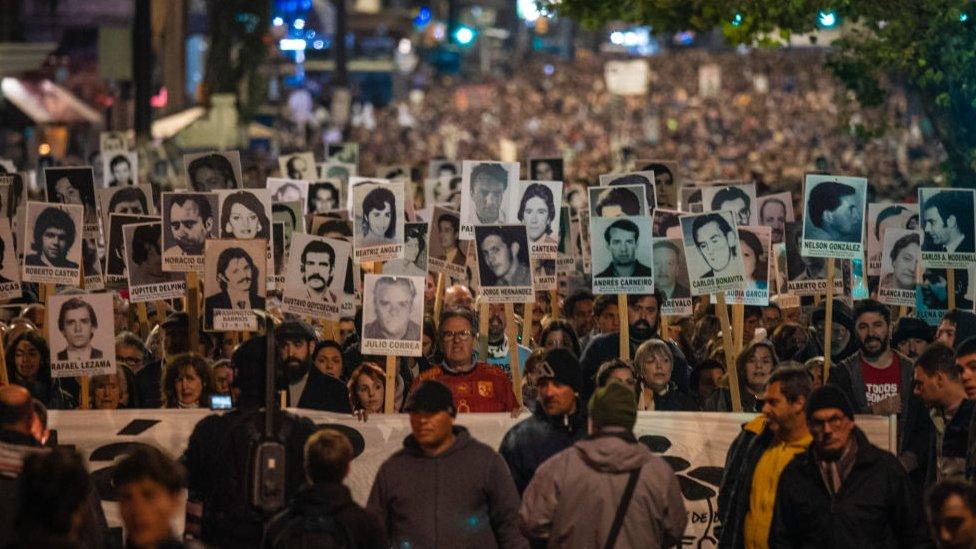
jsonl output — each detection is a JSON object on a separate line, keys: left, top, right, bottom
{"left": 0, "top": 47, "right": 970, "bottom": 548}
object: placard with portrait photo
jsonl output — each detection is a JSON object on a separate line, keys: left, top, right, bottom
{"left": 801, "top": 174, "right": 867, "bottom": 259}
{"left": 474, "top": 224, "right": 534, "bottom": 302}
{"left": 634, "top": 159, "right": 679, "bottom": 210}
{"left": 268, "top": 177, "right": 309, "bottom": 209}
{"left": 99, "top": 131, "right": 129, "bottom": 153}
{"left": 653, "top": 237, "right": 692, "bottom": 316}
{"left": 359, "top": 273, "right": 425, "bottom": 357}
{"left": 679, "top": 184, "right": 703, "bottom": 213}
{"left": 427, "top": 206, "right": 466, "bottom": 279}
{"left": 878, "top": 228, "right": 920, "bottom": 307}
{"left": 916, "top": 266, "right": 976, "bottom": 325}
{"left": 97, "top": 184, "right": 155, "bottom": 236}
{"left": 307, "top": 180, "right": 344, "bottom": 215}
{"left": 702, "top": 183, "right": 758, "bottom": 227}
{"left": 529, "top": 157, "right": 563, "bottom": 182}
{"left": 376, "top": 164, "right": 410, "bottom": 183}
{"left": 756, "top": 192, "right": 795, "bottom": 245}
{"left": 866, "top": 203, "right": 917, "bottom": 276}
{"left": 22, "top": 202, "right": 83, "bottom": 285}
{"left": 716, "top": 226, "right": 770, "bottom": 306}
{"left": 161, "top": 192, "right": 219, "bottom": 272}
{"left": 47, "top": 292, "right": 117, "bottom": 378}
{"left": 282, "top": 233, "right": 351, "bottom": 320}
{"left": 918, "top": 187, "right": 976, "bottom": 268}
{"left": 44, "top": 166, "right": 99, "bottom": 235}
{"left": 327, "top": 142, "right": 359, "bottom": 166}
{"left": 124, "top": 221, "right": 186, "bottom": 302}
{"left": 599, "top": 171, "right": 656, "bottom": 211}
{"left": 516, "top": 180, "right": 563, "bottom": 259}
{"left": 271, "top": 221, "right": 286, "bottom": 288}
{"left": 352, "top": 179, "right": 405, "bottom": 263}
{"left": 556, "top": 207, "right": 576, "bottom": 274}
{"left": 0, "top": 217, "right": 21, "bottom": 299}
{"left": 652, "top": 208, "right": 683, "bottom": 239}
{"left": 183, "top": 151, "right": 243, "bottom": 191}
{"left": 459, "top": 161, "right": 519, "bottom": 240}
{"left": 317, "top": 161, "right": 356, "bottom": 188}
{"left": 81, "top": 237, "right": 104, "bottom": 291}
{"left": 578, "top": 208, "right": 592, "bottom": 274}
{"left": 425, "top": 175, "right": 463, "bottom": 211}
{"left": 106, "top": 213, "right": 157, "bottom": 288}
{"left": 784, "top": 221, "right": 844, "bottom": 295}
{"left": 428, "top": 159, "right": 459, "bottom": 180}
{"left": 590, "top": 216, "right": 654, "bottom": 295}
{"left": 679, "top": 211, "right": 747, "bottom": 296}
{"left": 204, "top": 238, "right": 267, "bottom": 331}
{"left": 383, "top": 222, "right": 428, "bottom": 278}
{"left": 278, "top": 152, "right": 317, "bottom": 181}
{"left": 216, "top": 189, "right": 272, "bottom": 241}
{"left": 588, "top": 185, "right": 648, "bottom": 218}
{"left": 0, "top": 173, "right": 26, "bottom": 258}
{"left": 101, "top": 151, "right": 138, "bottom": 188}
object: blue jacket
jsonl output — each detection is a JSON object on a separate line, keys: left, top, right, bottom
{"left": 499, "top": 400, "right": 588, "bottom": 495}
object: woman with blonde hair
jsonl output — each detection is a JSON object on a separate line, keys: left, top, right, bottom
{"left": 633, "top": 339, "right": 698, "bottom": 411}
{"left": 703, "top": 339, "right": 778, "bottom": 412}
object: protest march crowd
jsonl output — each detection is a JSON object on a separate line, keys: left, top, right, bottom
{"left": 0, "top": 48, "right": 972, "bottom": 549}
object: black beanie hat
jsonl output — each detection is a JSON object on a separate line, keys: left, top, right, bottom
{"left": 535, "top": 348, "right": 583, "bottom": 393}
{"left": 805, "top": 385, "right": 855, "bottom": 420}
{"left": 403, "top": 380, "right": 456, "bottom": 416}
{"left": 891, "top": 317, "right": 933, "bottom": 348}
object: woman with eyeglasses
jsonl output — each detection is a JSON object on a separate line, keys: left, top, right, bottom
{"left": 633, "top": 339, "right": 698, "bottom": 411}
{"left": 115, "top": 331, "right": 151, "bottom": 408}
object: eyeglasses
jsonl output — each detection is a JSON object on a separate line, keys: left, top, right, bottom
{"left": 441, "top": 330, "right": 473, "bottom": 341}
{"left": 118, "top": 356, "right": 144, "bottom": 367}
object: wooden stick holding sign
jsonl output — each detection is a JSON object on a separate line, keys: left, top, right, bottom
{"left": 618, "top": 294, "right": 630, "bottom": 361}
{"left": 155, "top": 300, "right": 168, "bottom": 325}
{"left": 478, "top": 302, "right": 490, "bottom": 361}
{"left": 521, "top": 302, "right": 533, "bottom": 348}
{"left": 0, "top": 334, "right": 7, "bottom": 385}
{"left": 948, "top": 269, "right": 957, "bottom": 311}
{"left": 505, "top": 304, "right": 523, "bottom": 408}
{"left": 433, "top": 273, "right": 445, "bottom": 326}
{"left": 77, "top": 266, "right": 90, "bottom": 410}
{"left": 732, "top": 302, "right": 745, "bottom": 355}
{"left": 660, "top": 314, "right": 670, "bottom": 344}
{"left": 715, "top": 293, "right": 742, "bottom": 412}
{"left": 384, "top": 355, "right": 397, "bottom": 414}
{"left": 187, "top": 271, "right": 200, "bottom": 356}
{"left": 822, "top": 258, "right": 835, "bottom": 384}
{"left": 136, "top": 303, "right": 150, "bottom": 340}
{"left": 550, "top": 290, "right": 560, "bottom": 319}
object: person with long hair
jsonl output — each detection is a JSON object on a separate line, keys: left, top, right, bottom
{"left": 360, "top": 186, "right": 397, "bottom": 246}
{"left": 518, "top": 183, "right": 558, "bottom": 245}
{"left": 634, "top": 339, "right": 698, "bottom": 411}
{"left": 5, "top": 331, "right": 75, "bottom": 409}
{"left": 704, "top": 339, "right": 779, "bottom": 412}
{"left": 220, "top": 191, "right": 270, "bottom": 240}
{"left": 538, "top": 319, "right": 581, "bottom": 357}
{"left": 347, "top": 361, "right": 403, "bottom": 414}
{"left": 739, "top": 229, "right": 769, "bottom": 291}
{"left": 161, "top": 353, "right": 214, "bottom": 408}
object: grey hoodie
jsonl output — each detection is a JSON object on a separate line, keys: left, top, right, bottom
{"left": 519, "top": 429, "right": 687, "bottom": 548}
{"left": 367, "top": 426, "right": 528, "bottom": 549}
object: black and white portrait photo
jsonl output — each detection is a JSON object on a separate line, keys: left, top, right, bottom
{"left": 919, "top": 187, "right": 976, "bottom": 268}
{"left": 99, "top": 131, "right": 128, "bottom": 153}
{"left": 459, "top": 161, "right": 519, "bottom": 239}
{"left": 161, "top": 192, "right": 219, "bottom": 272}
{"left": 0, "top": 218, "right": 21, "bottom": 299}
{"left": 653, "top": 237, "right": 692, "bottom": 315}
{"left": 124, "top": 221, "right": 185, "bottom": 302}
{"left": 652, "top": 208, "right": 683, "bottom": 239}
{"left": 866, "top": 203, "right": 917, "bottom": 275}
{"left": 183, "top": 151, "right": 243, "bottom": 191}
{"left": 268, "top": 177, "right": 309, "bottom": 209}
{"left": 590, "top": 216, "right": 654, "bottom": 295}
{"left": 721, "top": 225, "right": 770, "bottom": 306}
{"left": 22, "top": 202, "right": 84, "bottom": 285}
{"left": 757, "top": 192, "right": 795, "bottom": 245}
{"left": 102, "top": 151, "right": 138, "bottom": 187}
{"left": 317, "top": 162, "right": 355, "bottom": 188}
{"left": 282, "top": 233, "right": 351, "bottom": 320}
{"left": 599, "top": 171, "right": 656, "bottom": 212}
{"left": 204, "top": 239, "right": 267, "bottom": 331}
{"left": 529, "top": 157, "right": 563, "bottom": 182}
{"left": 352, "top": 179, "right": 405, "bottom": 263}
{"left": 679, "top": 210, "right": 746, "bottom": 296}
{"left": 217, "top": 189, "right": 272, "bottom": 240}
{"left": 97, "top": 185, "right": 154, "bottom": 237}
{"left": 377, "top": 164, "right": 410, "bottom": 182}
{"left": 308, "top": 180, "right": 343, "bottom": 214}
{"left": 679, "top": 185, "right": 704, "bottom": 213}
{"left": 44, "top": 166, "right": 99, "bottom": 231}
{"left": 801, "top": 174, "right": 867, "bottom": 259}
{"left": 278, "top": 152, "right": 317, "bottom": 181}
{"left": 517, "top": 181, "right": 563, "bottom": 258}
{"left": 703, "top": 183, "right": 757, "bottom": 227}
{"left": 878, "top": 228, "right": 920, "bottom": 307}
{"left": 428, "top": 159, "right": 459, "bottom": 180}
{"left": 383, "top": 222, "right": 428, "bottom": 278}
{"left": 106, "top": 213, "right": 157, "bottom": 288}
{"left": 588, "top": 185, "right": 647, "bottom": 218}
{"left": 360, "top": 274, "right": 425, "bottom": 357}
{"left": 474, "top": 224, "right": 534, "bottom": 302}
{"left": 327, "top": 142, "right": 359, "bottom": 165}
{"left": 635, "top": 159, "right": 679, "bottom": 210}
{"left": 785, "top": 221, "right": 841, "bottom": 296}
{"left": 427, "top": 206, "right": 466, "bottom": 279}
{"left": 47, "top": 293, "right": 116, "bottom": 378}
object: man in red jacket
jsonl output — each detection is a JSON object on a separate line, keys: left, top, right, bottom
{"left": 412, "top": 308, "right": 518, "bottom": 413}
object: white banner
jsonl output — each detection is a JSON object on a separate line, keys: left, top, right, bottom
{"left": 49, "top": 409, "right": 894, "bottom": 547}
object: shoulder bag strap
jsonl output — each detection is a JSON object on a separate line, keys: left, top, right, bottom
{"left": 604, "top": 467, "right": 641, "bottom": 549}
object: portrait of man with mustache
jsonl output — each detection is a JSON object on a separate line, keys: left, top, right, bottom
{"left": 205, "top": 246, "right": 265, "bottom": 331}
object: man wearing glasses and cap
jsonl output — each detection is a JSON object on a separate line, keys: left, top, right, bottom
{"left": 411, "top": 308, "right": 518, "bottom": 413}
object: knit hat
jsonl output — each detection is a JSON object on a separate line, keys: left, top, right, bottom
{"left": 588, "top": 383, "right": 637, "bottom": 431}
{"left": 805, "top": 385, "right": 855, "bottom": 420}
{"left": 403, "top": 380, "right": 456, "bottom": 417}
{"left": 810, "top": 299, "right": 854, "bottom": 333}
{"left": 535, "top": 348, "right": 582, "bottom": 393}
{"left": 277, "top": 319, "right": 316, "bottom": 342}
{"left": 891, "top": 317, "right": 933, "bottom": 348}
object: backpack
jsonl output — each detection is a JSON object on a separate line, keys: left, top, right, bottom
{"left": 269, "top": 512, "right": 354, "bottom": 549}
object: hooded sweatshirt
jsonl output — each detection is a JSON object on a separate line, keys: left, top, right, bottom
{"left": 367, "top": 426, "right": 528, "bottom": 549}
{"left": 519, "top": 430, "right": 687, "bottom": 548}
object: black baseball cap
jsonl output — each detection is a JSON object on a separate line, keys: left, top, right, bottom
{"left": 403, "top": 380, "right": 456, "bottom": 416}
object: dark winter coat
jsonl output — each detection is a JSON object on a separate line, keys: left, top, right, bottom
{"left": 263, "top": 483, "right": 387, "bottom": 549}
{"left": 499, "top": 400, "right": 588, "bottom": 495}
